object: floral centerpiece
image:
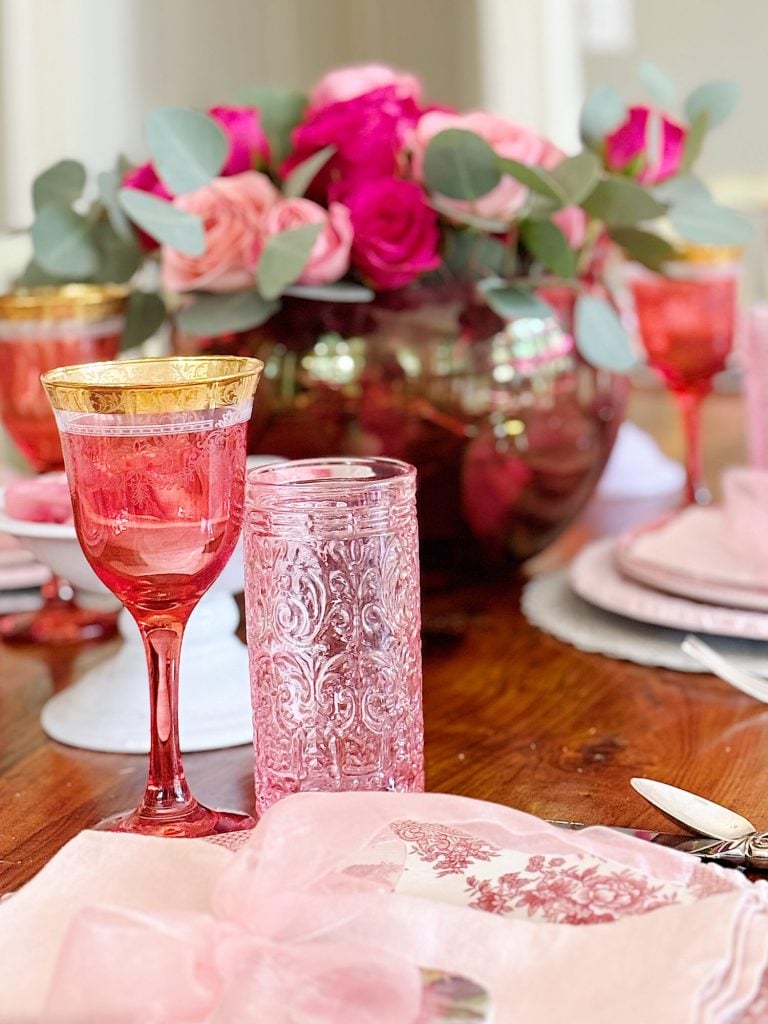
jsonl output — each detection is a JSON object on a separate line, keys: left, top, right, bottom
{"left": 21, "top": 62, "right": 750, "bottom": 565}
{"left": 22, "top": 61, "right": 749, "bottom": 363}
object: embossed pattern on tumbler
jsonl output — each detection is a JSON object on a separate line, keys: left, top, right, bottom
{"left": 244, "top": 458, "right": 424, "bottom": 810}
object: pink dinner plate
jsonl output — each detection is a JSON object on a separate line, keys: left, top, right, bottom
{"left": 614, "top": 506, "right": 768, "bottom": 613}
{"left": 570, "top": 538, "right": 768, "bottom": 641}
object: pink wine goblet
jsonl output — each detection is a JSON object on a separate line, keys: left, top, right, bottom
{"left": 43, "top": 355, "right": 263, "bottom": 837}
{"left": 626, "top": 249, "right": 740, "bottom": 505}
{"left": 0, "top": 285, "right": 128, "bottom": 644}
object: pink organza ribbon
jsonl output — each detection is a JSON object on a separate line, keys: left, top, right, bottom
{"left": 42, "top": 801, "right": 424, "bottom": 1023}
{"left": 40, "top": 791, "right": 768, "bottom": 1022}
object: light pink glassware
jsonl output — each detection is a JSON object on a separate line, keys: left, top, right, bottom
{"left": 741, "top": 303, "right": 768, "bottom": 469}
{"left": 43, "top": 356, "right": 263, "bottom": 837}
{"left": 244, "top": 457, "right": 424, "bottom": 812}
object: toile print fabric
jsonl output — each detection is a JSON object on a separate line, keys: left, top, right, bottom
{"left": 2, "top": 791, "right": 768, "bottom": 1022}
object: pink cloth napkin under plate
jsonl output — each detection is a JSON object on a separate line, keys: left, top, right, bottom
{"left": 1, "top": 791, "right": 768, "bottom": 1023}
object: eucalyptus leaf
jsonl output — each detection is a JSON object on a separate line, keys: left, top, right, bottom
{"left": 146, "top": 107, "right": 228, "bottom": 194}
{"left": 284, "top": 282, "right": 375, "bottom": 302}
{"left": 91, "top": 220, "right": 142, "bottom": 284}
{"left": 574, "top": 294, "right": 636, "bottom": 372}
{"left": 32, "top": 160, "right": 87, "bottom": 213}
{"left": 549, "top": 151, "right": 602, "bottom": 206}
{"left": 638, "top": 61, "right": 678, "bottom": 109}
{"left": 679, "top": 110, "right": 709, "bottom": 174}
{"left": 653, "top": 173, "right": 710, "bottom": 204}
{"left": 423, "top": 129, "right": 500, "bottom": 201}
{"left": 442, "top": 229, "right": 511, "bottom": 280}
{"left": 122, "top": 291, "right": 167, "bottom": 350}
{"left": 482, "top": 284, "right": 554, "bottom": 321}
{"left": 608, "top": 227, "right": 677, "bottom": 271}
{"left": 257, "top": 223, "right": 322, "bottom": 300}
{"left": 235, "top": 87, "right": 307, "bottom": 165}
{"left": 283, "top": 145, "right": 335, "bottom": 198}
{"left": 15, "top": 259, "right": 64, "bottom": 287}
{"left": 98, "top": 168, "right": 136, "bottom": 243}
{"left": 118, "top": 188, "right": 205, "bottom": 255}
{"left": 582, "top": 177, "right": 666, "bottom": 226}
{"left": 520, "top": 220, "right": 577, "bottom": 278}
{"left": 31, "top": 205, "right": 99, "bottom": 279}
{"left": 669, "top": 197, "right": 753, "bottom": 245}
{"left": 431, "top": 195, "right": 508, "bottom": 233}
{"left": 497, "top": 158, "right": 564, "bottom": 203}
{"left": 685, "top": 80, "right": 740, "bottom": 131}
{"left": 177, "top": 290, "right": 278, "bottom": 336}
{"left": 579, "top": 85, "right": 627, "bottom": 146}
{"left": 523, "top": 193, "right": 563, "bottom": 221}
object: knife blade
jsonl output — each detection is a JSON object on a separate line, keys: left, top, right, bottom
{"left": 546, "top": 820, "right": 741, "bottom": 864}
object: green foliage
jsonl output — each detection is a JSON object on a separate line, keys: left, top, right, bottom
{"left": 146, "top": 107, "right": 228, "bottom": 195}
{"left": 423, "top": 129, "right": 501, "bottom": 200}
{"left": 98, "top": 166, "right": 136, "bottom": 243}
{"left": 480, "top": 283, "right": 555, "bottom": 321}
{"left": 574, "top": 294, "right": 636, "bottom": 372}
{"left": 520, "top": 220, "right": 577, "bottom": 278}
{"left": 607, "top": 227, "right": 677, "bottom": 271}
{"left": 32, "top": 160, "right": 86, "bottom": 212}
{"left": 121, "top": 291, "right": 167, "bottom": 350}
{"left": 235, "top": 86, "right": 306, "bottom": 166}
{"left": 118, "top": 189, "right": 205, "bottom": 255}
{"left": 685, "top": 81, "right": 740, "bottom": 131}
{"left": 638, "top": 62, "right": 678, "bottom": 110}
{"left": 550, "top": 152, "right": 602, "bottom": 205}
{"left": 442, "top": 229, "right": 511, "bottom": 280}
{"left": 582, "top": 176, "right": 667, "bottom": 226}
{"left": 669, "top": 196, "right": 753, "bottom": 245}
{"left": 257, "top": 224, "right": 322, "bottom": 300}
{"left": 579, "top": 85, "right": 627, "bottom": 147}
{"left": 283, "top": 146, "right": 335, "bottom": 198}
{"left": 176, "top": 290, "right": 279, "bottom": 336}
{"left": 31, "top": 205, "right": 99, "bottom": 279}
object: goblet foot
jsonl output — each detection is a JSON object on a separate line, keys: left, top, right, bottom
{"left": 0, "top": 599, "right": 118, "bottom": 645}
{"left": 94, "top": 801, "right": 256, "bottom": 838}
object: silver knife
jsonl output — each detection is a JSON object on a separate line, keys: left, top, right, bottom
{"left": 546, "top": 820, "right": 768, "bottom": 869}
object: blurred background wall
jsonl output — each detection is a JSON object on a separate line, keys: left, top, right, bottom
{"left": 0, "top": 0, "right": 765, "bottom": 256}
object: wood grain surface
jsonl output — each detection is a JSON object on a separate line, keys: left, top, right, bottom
{"left": 0, "top": 389, "right": 756, "bottom": 894}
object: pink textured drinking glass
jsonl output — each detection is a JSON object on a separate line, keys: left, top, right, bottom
{"left": 244, "top": 457, "right": 424, "bottom": 812}
{"left": 626, "top": 251, "right": 740, "bottom": 505}
{"left": 43, "top": 356, "right": 263, "bottom": 837}
{"left": 741, "top": 303, "right": 768, "bottom": 469}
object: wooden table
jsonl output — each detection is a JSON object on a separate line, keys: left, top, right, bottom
{"left": 0, "top": 390, "right": 756, "bottom": 895}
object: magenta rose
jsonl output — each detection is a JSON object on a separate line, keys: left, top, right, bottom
{"left": 261, "top": 198, "right": 353, "bottom": 285}
{"left": 343, "top": 179, "right": 441, "bottom": 291}
{"left": 308, "top": 63, "right": 423, "bottom": 111}
{"left": 281, "top": 86, "right": 421, "bottom": 199}
{"left": 604, "top": 105, "right": 686, "bottom": 184}
{"left": 162, "top": 172, "right": 278, "bottom": 293}
{"left": 209, "top": 105, "right": 271, "bottom": 174}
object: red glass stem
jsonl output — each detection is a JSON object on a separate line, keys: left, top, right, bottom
{"left": 674, "top": 388, "right": 708, "bottom": 506}
{"left": 136, "top": 618, "right": 194, "bottom": 819}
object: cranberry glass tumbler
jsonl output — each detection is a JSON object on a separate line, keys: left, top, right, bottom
{"left": 244, "top": 457, "right": 424, "bottom": 811}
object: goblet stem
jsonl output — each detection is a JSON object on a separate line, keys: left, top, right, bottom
{"left": 675, "top": 388, "right": 710, "bottom": 506}
{"left": 138, "top": 619, "right": 195, "bottom": 819}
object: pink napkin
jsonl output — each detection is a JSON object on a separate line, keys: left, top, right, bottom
{"left": 722, "top": 467, "right": 768, "bottom": 573}
{"left": 2, "top": 792, "right": 768, "bottom": 1023}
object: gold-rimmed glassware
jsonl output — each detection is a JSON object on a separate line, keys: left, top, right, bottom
{"left": 0, "top": 285, "right": 128, "bottom": 644}
{"left": 43, "top": 356, "right": 263, "bottom": 837}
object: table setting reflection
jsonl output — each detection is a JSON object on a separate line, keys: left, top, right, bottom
{"left": 0, "top": 50, "right": 767, "bottom": 1024}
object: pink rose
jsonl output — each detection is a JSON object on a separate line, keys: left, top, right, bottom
{"left": 308, "top": 63, "right": 423, "bottom": 110}
{"left": 261, "top": 198, "right": 353, "bottom": 285}
{"left": 605, "top": 105, "right": 686, "bottom": 184}
{"left": 209, "top": 105, "right": 271, "bottom": 174}
{"left": 281, "top": 87, "right": 421, "bottom": 200}
{"left": 162, "top": 172, "right": 278, "bottom": 293}
{"left": 343, "top": 179, "right": 441, "bottom": 291}
{"left": 412, "top": 110, "right": 550, "bottom": 223}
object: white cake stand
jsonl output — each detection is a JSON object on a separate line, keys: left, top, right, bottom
{"left": 0, "top": 458, "right": 281, "bottom": 753}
